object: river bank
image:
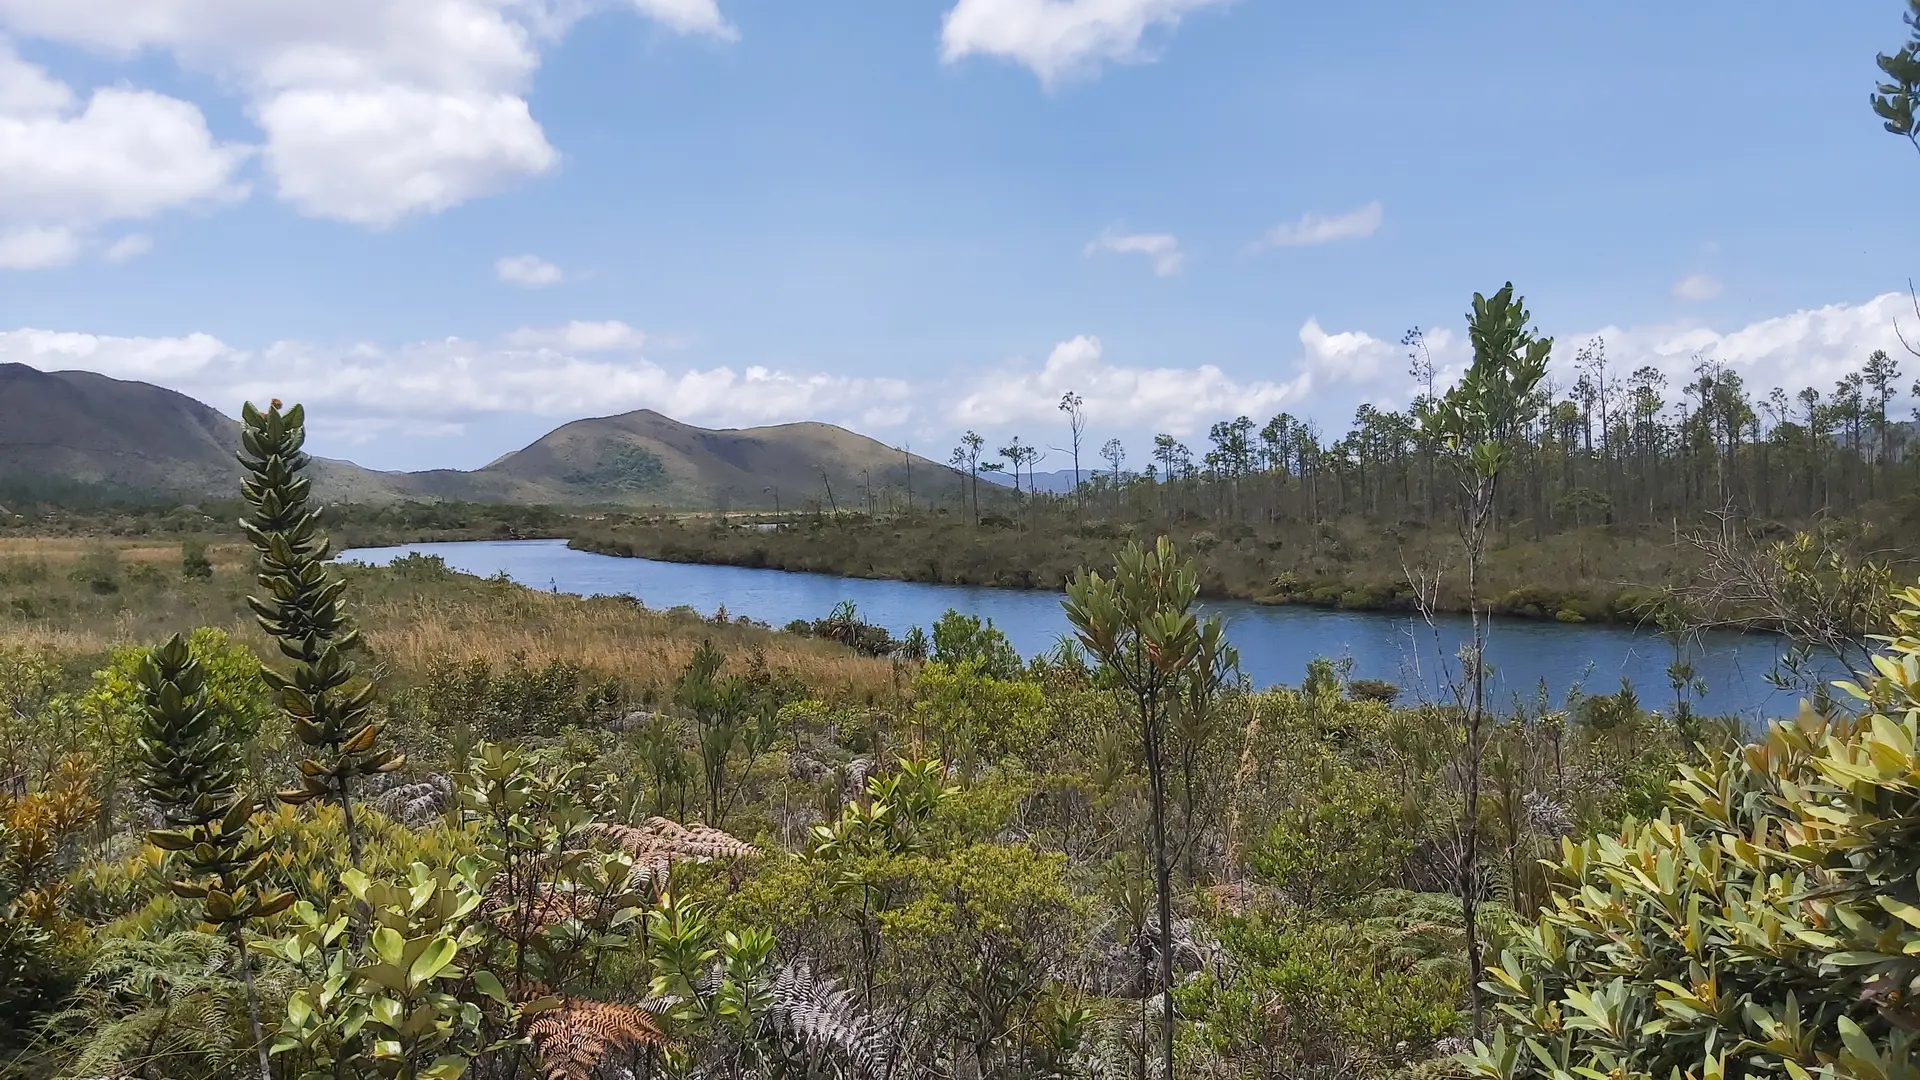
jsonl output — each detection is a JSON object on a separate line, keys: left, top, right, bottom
{"left": 567, "top": 514, "right": 1681, "bottom": 626}
{"left": 337, "top": 538, "right": 1839, "bottom": 720}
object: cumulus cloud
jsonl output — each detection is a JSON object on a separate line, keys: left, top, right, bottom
{"left": 504, "top": 320, "right": 646, "bottom": 351}
{"left": 940, "top": 0, "right": 1233, "bottom": 86}
{"left": 0, "top": 321, "right": 912, "bottom": 441}
{"left": 1672, "top": 273, "right": 1722, "bottom": 301}
{"left": 0, "top": 40, "right": 247, "bottom": 258}
{"left": 495, "top": 253, "right": 563, "bottom": 287}
{"left": 1084, "top": 228, "right": 1184, "bottom": 276}
{"left": 951, "top": 334, "right": 1308, "bottom": 434}
{"left": 102, "top": 233, "right": 151, "bottom": 262}
{"left": 0, "top": 224, "right": 76, "bottom": 268}
{"left": 4, "top": 293, "right": 1910, "bottom": 461}
{"left": 1252, "top": 201, "right": 1383, "bottom": 250}
{"left": 0, "top": 0, "right": 735, "bottom": 227}
{"left": 1564, "top": 292, "right": 1911, "bottom": 404}
{"left": 630, "top": 0, "right": 738, "bottom": 40}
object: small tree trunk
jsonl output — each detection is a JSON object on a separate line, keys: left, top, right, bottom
{"left": 231, "top": 924, "right": 273, "bottom": 1080}
{"left": 1145, "top": 717, "right": 1176, "bottom": 1079}
{"left": 1461, "top": 482, "right": 1492, "bottom": 1040}
{"left": 337, "top": 771, "right": 364, "bottom": 870}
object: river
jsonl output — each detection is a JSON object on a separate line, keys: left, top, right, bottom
{"left": 339, "top": 539, "right": 1842, "bottom": 723}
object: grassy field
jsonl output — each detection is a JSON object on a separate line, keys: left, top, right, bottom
{"left": 0, "top": 536, "right": 900, "bottom": 700}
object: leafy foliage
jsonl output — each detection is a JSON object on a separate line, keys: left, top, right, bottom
{"left": 1874, "top": 0, "right": 1920, "bottom": 154}
{"left": 238, "top": 399, "right": 401, "bottom": 862}
{"left": 1464, "top": 584, "right": 1920, "bottom": 1080}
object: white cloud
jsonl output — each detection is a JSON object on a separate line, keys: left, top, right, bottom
{"left": 1565, "top": 293, "right": 1911, "bottom": 404}
{"left": 260, "top": 88, "right": 555, "bottom": 227}
{"left": 1672, "top": 273, "right": 1722, "bottom": 301}
{"left": 1253, "top": 201, "right": 1383, "bottom": 250}
{"left": 0, "top": 40, "right": 247, "bottom": 258}
{"left": 0, "top": 0, "right": 735, "bottom": 226}
{"left": 102, "top": 232, "right": 151, "bottom": 262}
{"left": 0, "top": 223, "right": 76, "bottom": 268}
{"left": 0, "top": 321, "right": 912, "bottom": 439}
{"left": 1084, "top": 228, "right": 1183, "bottom": 276}
{"left": 5, "top": 293, "right": 1909, "bottom": 461}
{"left": 505, "top": 320, "right": 646, "bottom": 351}
{"left": 951, "top": 334, "right": 1308, "bottom": 434}
{"left": 940, "top": 0, "right": 1232, "bottom": 87}
{"left": 495, "top": 253, "right": 563, "bottom": 287}
{"left": 629, "top": 0, "right": 737, "bottom": 40}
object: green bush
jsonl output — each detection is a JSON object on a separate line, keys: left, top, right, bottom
{"left": 929, "top": 609, "right": 1022, "bottom": 678}
{"left": 1465, "top": 583, "right": 1920, "bottom": 1080}
{"left": 1179, "top": 902, "right": 1463, "bottom": 1076}
{"left": 1248, "top": 765, "right": 1412, "bottom": 911}
{"left": 180, "top": 538, "right": 213, "bottom": 581}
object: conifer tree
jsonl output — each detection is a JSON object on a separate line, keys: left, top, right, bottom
{"left": 237, "top": 399, "right": 400, "bottom": 868}
{"left": 136, "top": 634, "right": 293, "bottom": 1080}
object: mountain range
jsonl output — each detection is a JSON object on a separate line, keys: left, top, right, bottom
{"left": 0, "top": 363, "right": 966, "bottom": 511}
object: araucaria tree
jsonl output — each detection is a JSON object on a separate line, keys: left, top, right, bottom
{"left": 136, "top": 635, "right": 294, "bottom": 1080}
{"left": 237, "top": 399, "right": 401, "bottom": 868}
{"left": 950, "top": 430, "right": 987, "bottom": 524}
{"left": 1059, "top": 390, "right": 1087, "bottom": 507}
{"left": 1421, "top": 283, "right": 1550, "bottom": 1037}
{"left": 1065, "top": 537, "right": 1231, "bottom": 1080}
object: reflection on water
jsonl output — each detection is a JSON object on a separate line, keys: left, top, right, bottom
{"left": 340, "top": 539, "right": 1842, "bottom": 724}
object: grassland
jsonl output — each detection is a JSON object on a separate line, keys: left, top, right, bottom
{"left": 0, "top": 535, "right": 900, "bottom": 701}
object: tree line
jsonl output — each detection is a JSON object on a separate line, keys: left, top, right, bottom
{"left": 939, "top": 337, "right": 1920, "bottom": 535}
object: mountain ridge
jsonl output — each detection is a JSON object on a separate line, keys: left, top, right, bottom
{"left": 0, "top": 364, "right": 967, "bottom": 510}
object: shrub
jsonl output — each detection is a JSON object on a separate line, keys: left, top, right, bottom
{"left": 1248, "top": 765, "right": 1413, "bottom": 911}
{"left": 180, "top": 538, "right": 213, "bottom": 581}
{"left": 929, "top": 609, "right": 1022, "bottom": 679}
{"left": 67, "top": 545, "right": 120, "bottom": 594}
{"left": 1347, "top": 678, "right": 1401, "bottom": 704}
{"left": 1465, "top": 581, "right": 1920, "bottom": 1079}
{"left": 1179, "top": 904, "right": 1463, "bottom": 1076}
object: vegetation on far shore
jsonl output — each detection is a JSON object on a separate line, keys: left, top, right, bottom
{"left": 571, "top": 512, "right": 1702, "bottom": 624}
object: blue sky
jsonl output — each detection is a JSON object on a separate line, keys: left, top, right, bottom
{"left": 2, "top": 1, "right": 1916, "bottom": 471}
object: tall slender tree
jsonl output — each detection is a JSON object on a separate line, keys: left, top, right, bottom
{"left": 950, "top": 431, "right": 987, "bottom": 524}
{"left": 1422, "top": 283, "right": 1551, "bottom": 1038}
{"left": 1065, "top": 538, "right": 1230, "bottom": 1080}
{"left": 1059, "top": 391, "right": 1087, "bottom": 509}
{"left": 237, "top": 399, "right": 401, "bottom": 869}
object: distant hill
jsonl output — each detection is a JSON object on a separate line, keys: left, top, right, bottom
{"left": 981, "top": 467, "right": 1088, "bottom": 495}
{"left": 483, "top": 409, "right": 954, "bottom": 509}
{"left": 0, "top": 364, "right": 969, "bottom": 510}
{"left": 0, "top": 363, "right": 414, "bottom": 503}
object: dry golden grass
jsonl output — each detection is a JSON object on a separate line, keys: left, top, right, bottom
{"left": 0, "top": 536, "right": 252, "bottom": 572}
{"left": 1, "top": 545, "right": 899, "bottom": 700}
{"left": 359, "top": 586, "right": 898, "bottom": 699}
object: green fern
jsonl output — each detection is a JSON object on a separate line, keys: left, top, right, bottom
{"left": 39, "top": 932, "right": 287, "bottom": 1080}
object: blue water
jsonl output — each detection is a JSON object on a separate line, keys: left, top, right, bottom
{"left": 339, "top": 539, "right": 1843, "bottom": 724}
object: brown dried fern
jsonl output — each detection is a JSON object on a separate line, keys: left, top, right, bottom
{"left": 581, "top": 818, "right": 759, "bottom": 889}
{"left": 528, "top": 999, "right": 668, "bottom": 1080}
{"left": 483, "top": 879, "right": 601, "bottom": 934}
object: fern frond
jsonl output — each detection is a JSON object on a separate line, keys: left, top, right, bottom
{"left": 580, "top": 818, "right": 758, "bottom": 891}
{"left": 763, "top": 959, "right": 893, "bottom": 1079}
{"left": 528, "top": 999, "right": 668, "bottom": 1080}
